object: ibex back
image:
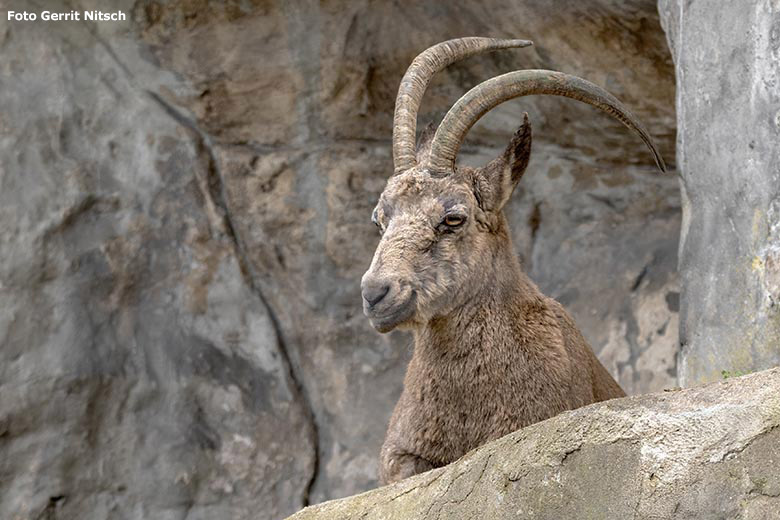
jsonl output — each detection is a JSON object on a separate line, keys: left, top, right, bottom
{"left": 361, "top": 38, "right": 665, "bottom": 484}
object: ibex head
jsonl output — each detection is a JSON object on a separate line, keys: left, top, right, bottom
{"left": 361, "top": 38, "right": 665, "bottom": 333}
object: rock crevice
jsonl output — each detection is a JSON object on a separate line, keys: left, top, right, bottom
{"left": 147, "top": 89, "right": 322, "bottom": 508}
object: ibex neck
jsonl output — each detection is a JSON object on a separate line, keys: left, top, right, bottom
{"left": 415, "top": 238, "right": 544, "bottom": 355}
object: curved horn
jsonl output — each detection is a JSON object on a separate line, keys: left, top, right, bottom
{"left": 427, "top": 70, "right": 666, "bottom": 173}
{"left": 392, "top": 37, "right": 533, "bottom": 174}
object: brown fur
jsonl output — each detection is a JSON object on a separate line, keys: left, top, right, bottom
{"left": 361, "top": 116, "right": 625, "bottom": 485}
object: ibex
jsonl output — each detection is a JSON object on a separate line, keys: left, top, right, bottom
{"left": 361, "top": 38, "right": 666, "bottom": 484}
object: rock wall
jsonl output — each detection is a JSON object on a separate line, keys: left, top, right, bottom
{"left": 658, "top": 0, "right": 780, "bottom": 386}
{"left": 0, "top": 1, "right": 678, "bottom": 518}
{"left": 290, "top": 368, "right": 780, "bottom": 520}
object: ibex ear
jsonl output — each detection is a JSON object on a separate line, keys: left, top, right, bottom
{"left": 473, "top": 113, "right": 532, "bottom": 212}
{"left": 416, "top": 122, "right": 437, "bottom": 163}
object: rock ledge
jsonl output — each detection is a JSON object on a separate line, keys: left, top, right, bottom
{"left": 290, "top": 368, "right": 780, "bottom": 519}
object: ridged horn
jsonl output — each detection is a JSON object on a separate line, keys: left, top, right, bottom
{"left": 392, "top": 37, "right": 533, "bottom": 174}
{"left": 427, "top": 70, "right": 666, "bottom": 173}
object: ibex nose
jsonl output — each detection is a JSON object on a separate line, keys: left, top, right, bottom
{"left": 362, "top": 279, "right": 391, "bottom": 308}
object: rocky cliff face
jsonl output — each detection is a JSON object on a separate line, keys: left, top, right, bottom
{"left": 290, "top": 368, "right": 780, "bottom": 520}
{"left": 658, "top": 0, "right": 780, "bottom": 386}
{"left": 0, "top": 1, "right": 678, "bottom": 518}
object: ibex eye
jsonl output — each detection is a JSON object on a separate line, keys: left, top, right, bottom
{"left": 443, "top": 214, "right": 465, "bottom": 227}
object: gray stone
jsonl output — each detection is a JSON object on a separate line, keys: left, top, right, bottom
{"left": 0, "top": 3, "right": 313, "bottom": 519}
{"left": 288, "top": 367, "right": 780, "bottom": 520}
{"left": 658, "top": 0, "right": 780, "bottom": 385}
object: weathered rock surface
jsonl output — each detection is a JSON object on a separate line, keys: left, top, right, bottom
{"left": 0, "top": 0, "right": 679, "bottom": 518}
{"left": 290, "top": 368, "right": 780, "bottom": 520}
{"left": 658, "top": 0, "right": 780, "bottom": 386}
{"left": 0, "top": 3, "right": 314, "bottom": 519}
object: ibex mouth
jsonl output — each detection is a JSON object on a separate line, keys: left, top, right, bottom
{"left": 367, "top": 291, "right": 417, "bottom": 333}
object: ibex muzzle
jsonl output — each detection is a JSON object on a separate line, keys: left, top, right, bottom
{"left": 361, "top": 266, "right": 416, "bottom": 334}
